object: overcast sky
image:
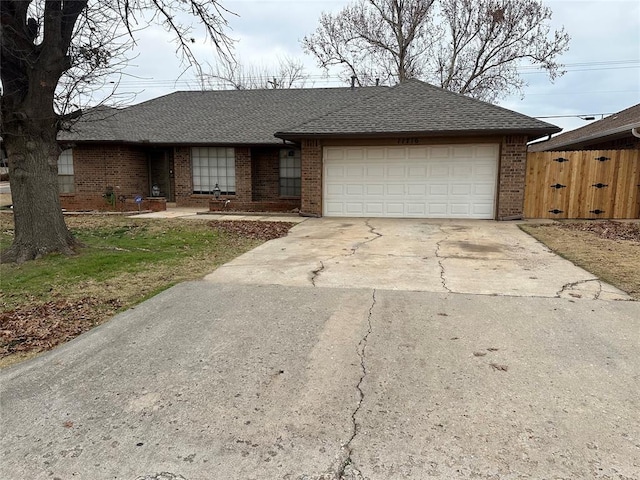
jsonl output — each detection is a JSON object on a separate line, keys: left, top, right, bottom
{"left": 111, "top": 0, "right": 640, "bottom": 134}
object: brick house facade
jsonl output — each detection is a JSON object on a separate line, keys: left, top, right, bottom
{"left": 58, "top": 80, "right": 557, "bottom": 219}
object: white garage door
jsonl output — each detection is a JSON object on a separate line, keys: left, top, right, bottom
{"left": 323, "top": 144, "right": 499, "bottom": 219}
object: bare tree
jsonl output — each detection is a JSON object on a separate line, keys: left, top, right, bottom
{"left": 0, "top": 1, "right": 233, "bottom": 263}
{"left": 204, "top": 55, "right": 310, "bottom": 90}
{"left": 303, "top": 0, "right": 436, "bottom": 87}
{"left": 302, "top": 0, "right": 570, "bottom": 101}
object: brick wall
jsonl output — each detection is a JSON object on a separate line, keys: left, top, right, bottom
{"left": 497, "top": 135, "right": 528, "bottom": 220}
{"left": 173, "top": 146, "right": 201, "bottom": 206}
{"left": 300, "top": 139, "right": 323, "bottom": 216}
{"left": 60, "top": 144, "right": 149, "bottom": 211}
{"left": 252, "top": 147, "right": 280, "bottom": 201}
{"left": 235, "top": 147, "right": 252, "bottom": 203}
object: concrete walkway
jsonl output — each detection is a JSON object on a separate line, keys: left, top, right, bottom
{"left": 207, "top": 218, "right": 629, "bottom": 300}
{"left": 131, "top": 208, "right": 305, "bottom": 223}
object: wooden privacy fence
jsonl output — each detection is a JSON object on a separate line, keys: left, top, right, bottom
{"left": 524, "top": 149, "right": 640, "bottom": 219}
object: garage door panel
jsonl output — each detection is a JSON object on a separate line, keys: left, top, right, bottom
{"left": 327, "top": 184, "right": 344, "bottom": 195}
{"left": 386, "top": 203, "right": 405, "bottom": 214}
{"left": 474, "top": 184, "right": 494, "bottom": 195}
{"left": 427, "top": 203, "right": 448, "bottom": 215}
{"left": 365, "top": 203, "right": 384, "bottom": 214}
{"left": 452, "top": 165, "right": 473, "bottom": 176}
{"left": 408, "top": 166, "right": 427, "bottom": 177}
{"left": 430, "top": 146, "right": 450, "bottom": 158}
{"left": 429, "top": 165, "right": 449, "bottom": 177}
{"left": 326, "top": 166, "right": 345, "bottom": 178}
{"left": 324, "top": 145, "right": 497, "bottom": 218}
{"left": 451, "top": 184, "right": 472, "bottom": 195}
{"left": 453, "top": 146, "right": 474, "bottom": 158}
{"left": 387, "top": 166, "right": 406, "bottom": 177}
{"left": 450, "top": 204, "right": 471, "bottom": 215}
{"left": 406, "top": 203, "right": 426, "bottom": 215}
{"left": 366, "top": 148, "right": 385, "bottom": 160}
{"left": 387, "top": 148, "right": 408, "bottom": 159}
{"left": 346, "top": 203, "right": 365, "bottom": 214}
{"left": 366, "top": 184, "right": 384, "bottom": 195}
{"left": 429, "top": 184, "right": 448, "bottom": 195}
{"left": 325, "top": 202, "right": 346, "bottom": 215}
{"left": 346, "top": 149, "right": 365, "bottom": 160}
{"left": 407, "top": 184, "right": 427, "bottom": 195}
{"left": 366, "top": 166, "right": 384, "bottom": 177}
{"left": 346, "top": 184, "right": 364, "bottom": 195}
{"left": 387, "top": 184, "right": 404, "bottom": 195}
{"left": 346, "top": 166, "right": 365, "bottom": 177}
{"left": 324, "top": 148, "right": 344, "bottom": 161}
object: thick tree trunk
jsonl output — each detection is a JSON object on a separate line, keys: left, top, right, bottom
{"left": 1, "top": 133, "right": 77, "bottom": 263}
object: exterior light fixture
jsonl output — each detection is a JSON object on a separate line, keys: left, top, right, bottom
{"left": 213, "top": 183, "right": 221, "bottom": 199}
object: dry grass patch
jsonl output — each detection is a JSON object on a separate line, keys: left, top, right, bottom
{"left": 520, "top": 220, "right": 640, "bottom": 300}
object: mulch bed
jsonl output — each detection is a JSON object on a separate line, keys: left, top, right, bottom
{"left": 0, "top": 298, "right": 122, "bottom": 358}
{"left": 557, "top": 220, "right": 640, "bottom": 242}
{"left": 209, "top": 220, "right": 296, "bottom": 241}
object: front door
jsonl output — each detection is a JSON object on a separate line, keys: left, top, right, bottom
{"left": 148, "top": 149, "right": 175, "bottom": 202}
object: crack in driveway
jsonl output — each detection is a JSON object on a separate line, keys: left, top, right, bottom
{"left": 334, "top": 289, "right": 376, "bottom": 479}
{"left": 310, "top": 261, "right": 325, "bottom": 287}
{"left": 434, "top": 234, "right": 453, "bottom": 293}
{"left": 348, "top": 219, "right": 383, "bottom": 256}
{"left": 556, "top": 278, "right": 603, "bottom": 299}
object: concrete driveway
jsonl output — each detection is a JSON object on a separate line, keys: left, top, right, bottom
{"left": 1, "top": 219, "right": 638, "bottom": 479}
{"left": 207, "top": 218, "right": 629, "bottom": 300}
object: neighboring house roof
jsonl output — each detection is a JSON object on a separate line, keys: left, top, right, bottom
{"left": 60, "top": 80, "right": 559, "bottom": 145}
{"left": 59, "top": 87, "right": 384, "bottom": 145}
{"left": 276, "top": 79, "right": 559, "bottom": 140}
{"left": 528, "top": 103, "right": 640, "bottom": 152}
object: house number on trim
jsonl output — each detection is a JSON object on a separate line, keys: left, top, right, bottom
{"left": 397, "top": 138, "right": 420, "bottom": 145}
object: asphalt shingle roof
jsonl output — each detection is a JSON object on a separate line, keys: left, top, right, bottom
{"left": 59, "top": 87, "right": 384, "bottom": 145}
{"left": 60, "top": 80, "right": 559, "bottom": 145}
{"left": 275, "top": 79, "right": 559, "bottom": 140}
{"left": 528, "top": 103, "right": 640, "bottom": 152}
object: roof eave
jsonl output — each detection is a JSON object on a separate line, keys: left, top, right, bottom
{"left": 275, "top": 127, "right": 560, "bottom": 142}
{"left": 529, "top": 124, "right": 639, "bottom": 151}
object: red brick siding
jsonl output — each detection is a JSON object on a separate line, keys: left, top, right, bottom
{"left": 173, "top": 146, "right": 202, "bottom": 206}
{"left": 252, "top": 148, "right": 280, "bottom": 201}
{"left": 497, "top": 135, "right": 528, "bottom": 219}
{"left": 235, "top": 147, "right": 252, "bottom": 203}
{"left": 301, "top": 139, "right": 323, "bottom": 216}
{"left": 60, "top": 144, "right": 148, "bottom": 211}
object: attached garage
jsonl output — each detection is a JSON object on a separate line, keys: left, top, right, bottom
{"left": 323, "top": 144, "right": 499, "bottom": 218}
{"left": 274, "top": 79, "right": 560, "bottom": 220}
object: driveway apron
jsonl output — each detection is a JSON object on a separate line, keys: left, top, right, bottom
{"left": 206, "top": 218, "right": 629, "bottom": 300}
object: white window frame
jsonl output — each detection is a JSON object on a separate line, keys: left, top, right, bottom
{"left": 192, "top": 147, "right": 236, "bottom": 195}
{"left": 57, "top": 148, "right": 74, "bottom": 193}
{"left": 279, "top": 148, "right": 301, "bottom": 197}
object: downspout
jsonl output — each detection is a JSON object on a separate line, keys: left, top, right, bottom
{"left": 632, "top": 127, "right": 640, "bottom": 138}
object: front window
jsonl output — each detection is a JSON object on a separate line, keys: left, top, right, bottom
{"left": 57, "top": 149, "right": 74, "bottom": 193}
{"left": 279, "top": 148, "right": 301, "bottom": 197}
{"left": 192, "top": 147, "right": 236, "bottom": 194}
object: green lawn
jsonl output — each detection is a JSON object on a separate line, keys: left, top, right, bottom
{"left": 0, "top": 215, "right": 265, "bottom": 366}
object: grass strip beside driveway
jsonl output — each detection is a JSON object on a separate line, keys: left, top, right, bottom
{"left": 520, "top": 221, "right": 640, "bottom": 300}
{"left": 0, "top": 215, "right": 291, "bottom": 367}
